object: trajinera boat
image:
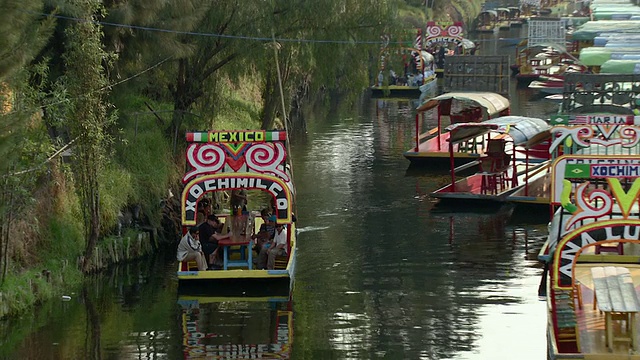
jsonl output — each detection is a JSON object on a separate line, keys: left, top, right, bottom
{"left": 539, "top": 152, "right": 640, "bottom": 359}
{"left": 429, "top": 116, "right": 551, "bottom": 204}
{"left": 176, "top": 129, "right": 296, "bottom": 290}
{"left": 508, "top": 112, "right": 640, "bottom": 215}
{"left": 372, "top": 27, "right": 437, "bottom": 98}
{"left": 403, "top": 91, "right": 511, "bottom": 168}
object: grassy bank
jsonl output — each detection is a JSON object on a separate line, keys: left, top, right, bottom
{"left": 0, "top": 75, "right": 263, "bottom": 319}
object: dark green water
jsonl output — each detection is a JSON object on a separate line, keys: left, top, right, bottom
{"left": 1, "top": 26, "right": 562, "bottom": 360}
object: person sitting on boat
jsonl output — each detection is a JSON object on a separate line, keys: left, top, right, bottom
{"left": 199, "top": 214, "right": 232, "bottom": 269}
{"left": 256, "top": 223, "right": 288, "bottom": 270}
{"left": 389, "top": 69, "right": 398, "bottom": 85}
{"left": 176, "top": 226, "right": 207, "bottom": 271}
{"left": 252, "top": 209, "right": 275, "bottom": 255}
{"left": 259, "top": 208, "right": 276, "bottom": 239}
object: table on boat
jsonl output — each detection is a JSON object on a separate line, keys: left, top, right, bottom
{"left": 218, "top": 238, "right": 252, "bottom": 270}
{"left": 591, "top": 266, "right": 640, "bottom": 349}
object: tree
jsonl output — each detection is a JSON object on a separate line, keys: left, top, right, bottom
{"left": 60, "top": 0, "right": 116, "bottom": 272}
{"left": 0, "top": 0, "right": 55, "bottom": 283}
{"left": 257, "top": 0, "right": 400, "bottom": 130}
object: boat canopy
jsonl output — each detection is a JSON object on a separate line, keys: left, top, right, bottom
{"left": 460, "top": 38, "right": 476, "bottom": 50}
{"left": 594, "top": 33, "right": 640, "bottom": 46}
{"left": 445, "top": 116, "right": 551, "bottom": 147}
{"left": 579, "top": 47, "right": 640, "bottom": 66}
{"left": 592, "top": 12, "right": 640, "bottom": 20}
{"left": 571, "top": 20, "right": 640, "bottom": 41}
{"left": 479, "top": 10, "right": 498, "bottom": 18}
{"left": 561, "top": 17, "right": 590, "bottom": 27}
{"left": 600, "top": 59, "right": 640, "bottom": 73}
{"left": 416, "top": 92, "right": 510, "bottom": 116}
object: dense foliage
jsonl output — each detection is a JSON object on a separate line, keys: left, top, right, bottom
{"left": 0, "top": 0, "right": 484, "bottom": 315}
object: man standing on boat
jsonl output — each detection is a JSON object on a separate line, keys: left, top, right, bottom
{"left": 230, "top": 189, "right": 248, "bottom": 237}
{"left": 176, "top": 226, "right": 207, "bottom": 271}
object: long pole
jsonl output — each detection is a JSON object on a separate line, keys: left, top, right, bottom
{"left": 271, "top": 30, "right": 298, "bottom": 211}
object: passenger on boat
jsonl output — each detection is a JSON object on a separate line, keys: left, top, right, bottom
{"left": 230, "top": 189, "right": 248, "bottom": 235}
{"left": 256, "top": 223, "right": 288, "bottom": 270}
{"left": 259, "top": 208, "right": 276, "bottom": 239}
{"left": 199, "top": 215, "right": 231, "bottom": 269}
{"left": 176, "top": 226, "right": 207, "bottom": 271}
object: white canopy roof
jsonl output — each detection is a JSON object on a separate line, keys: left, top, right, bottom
{"left": 417, "top": 92, "right": 510, "bottom": 116}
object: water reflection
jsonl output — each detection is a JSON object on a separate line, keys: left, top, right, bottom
{"left": 178, "top": 295, "right": 293, "bottom": 359}
{"left": 0, "top": 30, "right": 561, "bottom": 358}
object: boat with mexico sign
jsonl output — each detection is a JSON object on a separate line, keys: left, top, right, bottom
{"left": 176, "top": 129, "right": 296, "bottom": 291}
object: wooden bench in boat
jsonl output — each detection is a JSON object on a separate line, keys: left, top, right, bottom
{"left": 591, "top": 266, "right": 640, "bottom": 349}
{"left": 553, "top": 287, "right": 580, "bottom": 352}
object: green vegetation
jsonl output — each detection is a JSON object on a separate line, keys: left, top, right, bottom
{"left": 0, "top": 0, "right": 486, "bottom": 319}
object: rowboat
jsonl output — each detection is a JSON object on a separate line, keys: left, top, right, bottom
{"left": 429, "top": 116, "right": 551, "bottom": 204}
{"left": 176, "top": 130, "right": 296, "bottom": 289}
{"left": 403, "top": 92, "right": 511, "bottom": 168}
{"left": 539, "top": 153, "right": 640, "bottom": 359}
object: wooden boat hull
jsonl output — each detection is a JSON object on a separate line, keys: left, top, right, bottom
{"left": 529, "top": 80, "right": 564, "bottom": 94}
{"left": 371, "top": 85, "right": 421, "bottom": 98}
{"left": 406, "top": 91, "right": 512, "bottom": 169}
{"left": 371, "top": 78, "right": 437, "bottom": 98}
{"left": 403, "top": 129, "right": 484, "bottom": 167}
{"left": 506, "top": 171, "right": 550, "bottom": 206}
{"left": 430, "top": 167, "right": 533, "bottom": 203}
{"left": 515, "top": 73, "right": 540, "bottom": 85}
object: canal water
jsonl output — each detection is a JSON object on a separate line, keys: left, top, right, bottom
{"left": 1, "top": 26, "right": 561, "bottom": 359}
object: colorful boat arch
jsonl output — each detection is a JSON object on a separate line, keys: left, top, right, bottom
{"left": 552, "top": 220, "right": 640, "bottom": 289}
{"left": 181, "top": 173, "right": 293, "bottom": 226}
{"left": 180, "top": 130, "right": 294, "bottom": 226}
{"left": 424, "top": 21, "right": 467, "bottom": 48}
{"left": 549, "top": 153, "right": 640, "bottom": 289}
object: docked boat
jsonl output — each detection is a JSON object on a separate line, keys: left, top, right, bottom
{"left": 429, "top": 116, "right": 551, "bottom": 204}
{"left": 579, "top": 46, "right": 640, "bottom": 73}
{"left": 371, "top": 46, "right": 437, "bottom": 98}
{"left": 496, "top": 8, "right": 512, "bottom": 30}
{"left": 508, "top": 112, "right": 640, "bottom": 214}
{"left": 176, "top": 129, "right": 296, "bottom": 289}
{"left": 474, "top": 10, "right": 498, "bottom": 33}
{"left": 539, "top": 152, "right": 640, "bottom": 359}
{"left": 528, "top": 76, "right": 564, "bottom": 94}
{"left": 514, "top": 44, "right": 585, "bottom": 85}
{"left": 403, "top": 91, "right": 511, "bottom": 168}
{"left": 424, "top": 21, "right": 476, "bottom": 78}
{"left": 508, "top": 7, "right": 524, "bottom": 27}
{"left": 600, "top": 59, "right": 640, "bottom": 74}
